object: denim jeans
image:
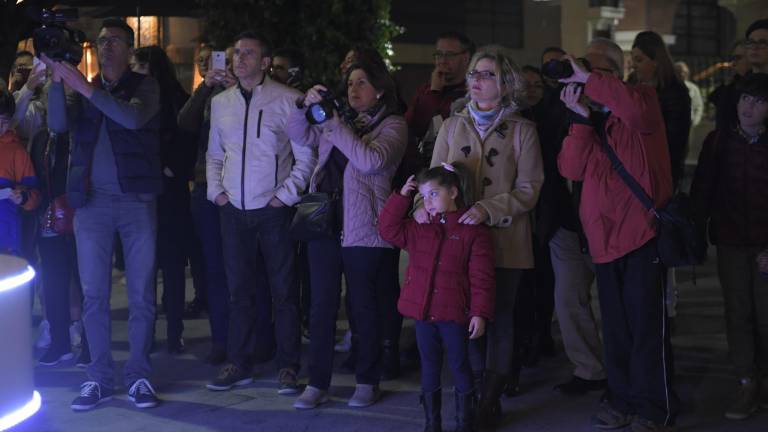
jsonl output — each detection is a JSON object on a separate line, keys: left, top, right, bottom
{"left": 415, "top": 320, "right": 474, "bottom": 394}
{"left": 74, "top": 193, "right": 157, "bottom": 389}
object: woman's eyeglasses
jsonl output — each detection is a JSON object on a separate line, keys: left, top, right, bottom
{"left": 466, "top": 70, "right": 497, "bottom": 81}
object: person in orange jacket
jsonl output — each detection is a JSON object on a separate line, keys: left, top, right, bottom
{"left": 0, "top": 88, "right": 39, "bottom": 255}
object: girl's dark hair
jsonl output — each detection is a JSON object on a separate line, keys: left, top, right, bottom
{"left": 522, "top": 65, "right": 542, "bottom": 76}
{"left": 632, "top": 31, "right": 679, "bottom": 90}
{"left": 133, "top": 46, "right": 186, "bottom": 110}
{"left": 343, "top": 61, "right": 401, "bottom": 115}
{"left": 738, "top": 73, "right": 768, "bottom": 101}
{"left": 0, "top": 89, "right": 16, "bottom": 118}
{"left": 416, "top": 163, "right": 472, "bottom": 208}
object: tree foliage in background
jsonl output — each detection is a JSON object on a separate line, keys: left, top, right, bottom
{"left": 195, "top": 0, "right": 403, "bottom": 87}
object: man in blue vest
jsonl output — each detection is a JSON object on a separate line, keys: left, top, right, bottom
{"left": 44, "top": 18, "right": 162, "bottom": 411}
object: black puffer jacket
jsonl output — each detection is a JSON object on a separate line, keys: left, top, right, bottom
{"left": 657, "top": 80, "right": 691, "bottom": 188}
{"left": 525, "top": 85, "right": 584, "bottom": 248}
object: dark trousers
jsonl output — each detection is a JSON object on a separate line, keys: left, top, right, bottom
{"left": 157, "top": 176, "right": 191, "bottom": 342}
{"left": 297, "top": 242, "right": 311, "bottom": 331}
{"left": 306, "top": 237, "right": 343, "bottom": 390}
{"left": 345, "top": 247, "right": 399, "bottom": 385}
{"left": 306, "top": 240, "right": 398, "bottom": 389}
{"left": 383, "top": 249, "right": 404, "bottom": 348}
{"left": 219, "top": 203, "right": 298, "bottom": 371}
{"left": 534, "top": 241, "right": 555, "bottom": 346}
{"left": 595, "top": 239, "right": 677, "bottom": 425}
{"left": 717, "top": 244, "right": 768, "bottom": 378}
{"left": 39, "top": 235, "right": 78, "bottom": 352}
{"left": 415, "top": 320, "right": 474, "bottom": 394}
{"left": 190, "top": 185, "right": 229, "bottom": 348}
{"left": 188, "top": 228, "right": 208, "bottom": 306}
{"left": 469, "top": 268, "right": 522, "bottom": 376}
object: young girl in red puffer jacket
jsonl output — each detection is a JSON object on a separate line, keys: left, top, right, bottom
{"left": 378, "top": 163, "right": 495, "bottom": 432}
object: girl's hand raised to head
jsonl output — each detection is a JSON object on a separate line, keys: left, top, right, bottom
{"left": 469, "top": 316, "right": 486, "bottom": 339}
{"left": 400, "top": 175, "right": 418, "bottom": 197}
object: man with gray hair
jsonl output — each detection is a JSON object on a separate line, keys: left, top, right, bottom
{"left": 558, "top": 37, "right": 677, "bottom": 431}
{"left": 587, "top": 38, "right": 625, "bottom": 77}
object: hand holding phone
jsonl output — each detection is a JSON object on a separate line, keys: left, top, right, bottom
{"left": 211, "top": 51, "right": 226, "bottom": 71}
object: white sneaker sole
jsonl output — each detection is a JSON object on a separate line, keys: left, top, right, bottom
{"left": 206, "top": 377, "right": 253, "bottom": 391}
{"left": 278, "top": 386, "right": 301, "bottom": 396}
{"left": 71, "top": 395, "right": 113, "bottom": 411}
{"left": 128, "top": 396, "right": 159, "bottom": 409}
{"left": 293, "top": 395, "right": 329, "bottom": 409}
{"left": 348, "top": 394, "right": 381, "bottom": 408}
{"left": 725, "top": 407, "right": 757, "bottom": 421}
{"left": 39, "top": 352, "right": 74, "bottom": 366}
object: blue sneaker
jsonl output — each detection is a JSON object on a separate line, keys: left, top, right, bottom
{"left": 71, "top": 381, "right": 113, "bottom": 411}
{"left": 128, "top": 378, "right": 160, "bottom": 409}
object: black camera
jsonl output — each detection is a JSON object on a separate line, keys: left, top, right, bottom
{"left": 305, "top": 89, "right": 357, "bottom": 125}
{"left": 32, "top": 9, "right": 85, "bottom": 65}
{"left": 542, "top": 58, "right": 591, "bottom": 80}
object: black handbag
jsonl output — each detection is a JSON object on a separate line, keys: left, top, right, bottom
{"left": 596, "top": 124, "right": 706, "bottom": 267}
{"left": 289, "top": 192, "right": 339, "bottom": 241}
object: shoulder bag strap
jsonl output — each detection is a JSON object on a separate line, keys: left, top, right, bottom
{"left": 594, "top": 116, "right": 657, "bottom": 216}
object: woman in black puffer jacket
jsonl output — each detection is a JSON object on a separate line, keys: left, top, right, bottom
{"left": 629, "top": 31, "right": 692, "bottom": 190}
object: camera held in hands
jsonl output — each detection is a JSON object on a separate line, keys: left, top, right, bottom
{"left": 541, "top": 57, "right": 591, "bottom": 80}
{"left": 32, "top": 8, "right": 85, "bottom": 65}
{"left": 305, "top": 89, "right": 357, "bottom": 125}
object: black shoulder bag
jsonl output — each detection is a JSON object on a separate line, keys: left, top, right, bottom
{"left": 289, "top": 112, "right": 392, "bottom": 242}
{"left": 596, "top": 123, "right": 706, "bottom": 267}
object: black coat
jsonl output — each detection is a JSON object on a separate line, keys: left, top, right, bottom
{"left": 657, "top": 80, "right": 692, "bottom": 188}
{"left": 525, "top": 85, "right": 584, "bottom": 247}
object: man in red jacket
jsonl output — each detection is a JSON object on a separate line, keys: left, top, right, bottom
{"left": 405, "top": 31, "right": 474, "bottom": 162}
{"left": 557, "top": 40, "right": 675, "bottom": 432}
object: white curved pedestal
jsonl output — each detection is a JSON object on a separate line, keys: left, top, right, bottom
{"left": 0, "top": 255, "right": 40, "bottom": 431}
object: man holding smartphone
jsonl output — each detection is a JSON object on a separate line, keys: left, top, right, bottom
{"left": 9, "top": 51, "right": 34, "bottom": 93}
{"left": 178, "top": 44, "right": 237, "bottom": 366}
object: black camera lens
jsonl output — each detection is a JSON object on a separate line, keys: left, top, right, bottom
{"left": 306, "top": 102, "right": 331, "bottom": 125}
{"left": 32, "top": 8, "right": 84, "bottom": 65}
{"left": 542, "top": 59, "right": 574, "bottom": 80}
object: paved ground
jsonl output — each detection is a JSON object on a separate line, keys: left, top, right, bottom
{"left": 10, "top": 246, "right": 768, "bottom": 432}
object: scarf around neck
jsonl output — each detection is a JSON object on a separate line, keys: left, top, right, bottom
{"left": 348, "top": 101, "right": 388, "bottom": 136}
{"left": 467, "top": 101, "right": 503, "bottom": 136}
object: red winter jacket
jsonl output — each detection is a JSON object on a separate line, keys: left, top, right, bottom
{"left": 378, "top": 192, "right": 495, "bottom": 323}
{"left": 558, "top": 73, "right": 673, "bottom": 264}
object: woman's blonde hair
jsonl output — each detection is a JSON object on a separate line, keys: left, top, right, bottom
{"left": 466, "top": 46, "right": 526, "bottom": 112}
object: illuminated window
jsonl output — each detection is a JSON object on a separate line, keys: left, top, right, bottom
{"left": 126, "top": 16, "right": 162, "bottom": 47}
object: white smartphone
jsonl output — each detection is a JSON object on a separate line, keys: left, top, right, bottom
{"left": 211, "top": 51, "right": 226, "bottom": 71}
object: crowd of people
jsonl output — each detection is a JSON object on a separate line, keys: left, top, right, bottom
{"left": 1, "top": 15, "right": 768, "bottom": 432}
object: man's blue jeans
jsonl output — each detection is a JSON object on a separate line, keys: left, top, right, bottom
{"left": 74, "top": 194, "right": 157, "bottom": 390}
